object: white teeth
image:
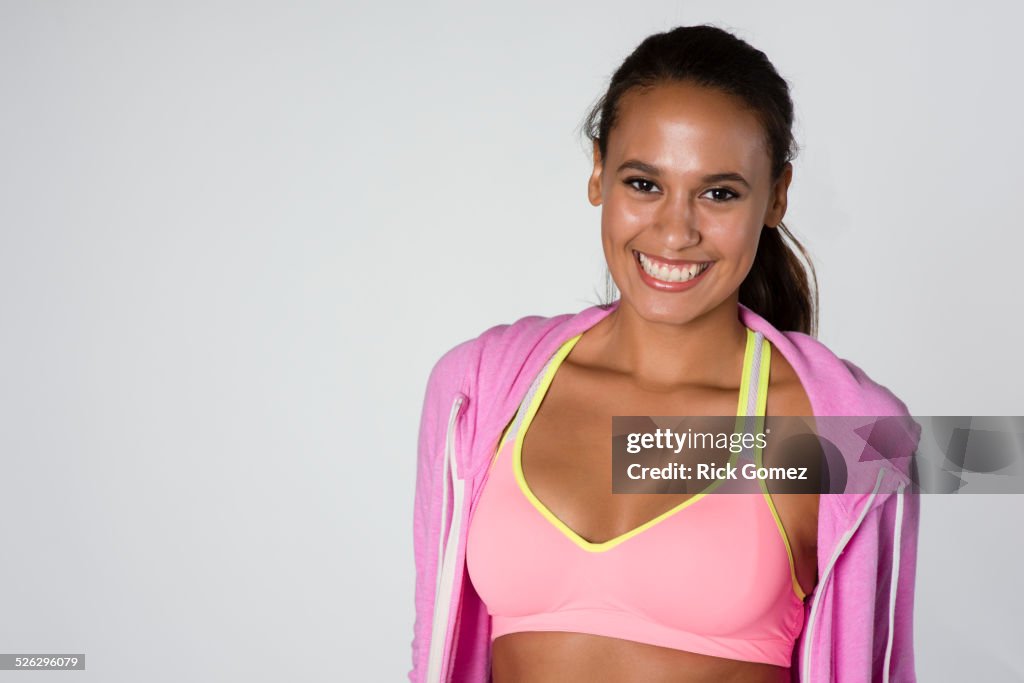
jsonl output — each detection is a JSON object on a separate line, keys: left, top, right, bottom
{"left": 637, "top": 252, "right": 709, "bottom": 283}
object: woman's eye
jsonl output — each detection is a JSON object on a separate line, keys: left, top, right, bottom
{"left": 625, "top": 178, "right": 659, "bottom": 194}
{"left": 705, "top": 187, "right": 740, "bottom": 202}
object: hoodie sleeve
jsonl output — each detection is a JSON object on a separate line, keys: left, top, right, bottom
{"left": 825, "top": 358, "right": 921, "bottom": 682}
{"left": 829, "top": 483, "right": 919, "bottom": 683}
{"left": 409, "top": 347, "right": 465, "bottom": 682}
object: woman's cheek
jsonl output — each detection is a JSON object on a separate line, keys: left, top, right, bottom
{"left": 601, "top": 209, "right": 642, "bottom": 248}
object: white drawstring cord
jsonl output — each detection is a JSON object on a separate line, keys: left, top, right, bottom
{"left": 882, "top": 482, "right": 906, "bottom": 683}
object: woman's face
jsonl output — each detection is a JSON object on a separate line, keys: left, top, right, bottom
{"left": 588, "top": 80, "right": 791, "bottom": 327}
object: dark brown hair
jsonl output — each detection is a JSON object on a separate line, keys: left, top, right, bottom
{"left": 582, "top": 24, "right": 819, "bottom": 336}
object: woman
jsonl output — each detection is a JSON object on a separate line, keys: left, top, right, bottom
{"left": 411, "top": 25, "right": 918, "bottom": 682}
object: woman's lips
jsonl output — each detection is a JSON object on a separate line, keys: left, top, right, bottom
{"left": 633, "top": 250, "right": 713, "bottom": 292}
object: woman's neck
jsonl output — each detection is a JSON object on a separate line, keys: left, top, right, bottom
{"left": 585, "top": 296, "right": 749, "bottom": 391}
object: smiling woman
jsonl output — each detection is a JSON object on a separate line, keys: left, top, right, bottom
{"left": 592, "top": 80, "right": 795, "bottom": 332}
{"left": 410, "top": 24, "right": 919, "bottom": 683}
{"left": 583, "top": 40, "right": 816, "bottom": 338}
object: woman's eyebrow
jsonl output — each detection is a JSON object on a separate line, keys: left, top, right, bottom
{"left": 616, "top": 159, "right": 662, "bottom": 175}
{"left": 700, "top": 172, "right": 750, "bottom": 189}
{"left": 616, "top": 159, "right": 751, "bottom": 189}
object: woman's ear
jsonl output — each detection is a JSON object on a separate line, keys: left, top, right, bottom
{"left": 765, "top": 162, "right": 793, "bottom": 228}
{"left": 588, "top": 140, "right": 604, "bottom": 207}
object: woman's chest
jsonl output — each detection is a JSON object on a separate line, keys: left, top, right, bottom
{"left": 519, "top": 371, "right": 744, "bottom": 544}
{"left": 511, "top": 360, "right": 818, "bottom": 597}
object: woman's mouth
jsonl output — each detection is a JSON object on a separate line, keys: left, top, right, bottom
{"left": 634, "top": 250, "right": 713, "bottom": 289}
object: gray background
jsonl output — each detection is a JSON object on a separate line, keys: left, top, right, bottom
{"left": 1, "top": 1, "right": 1022, "bottom": 681}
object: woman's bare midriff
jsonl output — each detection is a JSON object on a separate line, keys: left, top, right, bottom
{"left": 491, "top": 632, "right": 790, "bottom": 683}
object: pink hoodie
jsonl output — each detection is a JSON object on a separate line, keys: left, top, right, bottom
{"left": 410, "top": 300, "right": 920, "bottom": 682}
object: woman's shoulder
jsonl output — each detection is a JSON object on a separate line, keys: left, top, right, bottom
{"left": 739, "top": 304, "right": 912, "bottom": 418}
{"left": 785, "top": 329, "right": 913, "bottom": 418}
{"left": 765, "top": 344, "right": 814, "bottom": 416}
{"left": 429, "top": 305, "right": 613, "bottom": 381}
{"left": 771, "top": 331, "right": 920, "bottom": 506}
{"left": 428, "top": 311, "right": 564, "bottom": 374}
{"left": 422, "top": 305, "right": 614, "bottom": 406}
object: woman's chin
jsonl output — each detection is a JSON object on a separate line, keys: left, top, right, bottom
{"left": 622, "top": 296, "right": 708, "bottom": 327}
{"left": 617, "top": 284, "right": 737, "bottom": 328}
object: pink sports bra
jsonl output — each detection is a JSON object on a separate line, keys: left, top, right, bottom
{"left": 466, "top": 328, "right": 807, "bottom": 667}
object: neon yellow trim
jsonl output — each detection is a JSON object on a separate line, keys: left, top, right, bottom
{"left": 756, "top": 464, "right": 807, "bottom": 601}
{"left": 752, "top": 341, "right": 807, "bottom": 601}
{"left": 512, "top": 330, "right": 754, "bottom": 553}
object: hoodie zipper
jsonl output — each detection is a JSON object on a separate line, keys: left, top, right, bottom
{"left": 801, "top": 468, "right": 888, "bottom": 681}
{"left": 425, "top": 394, "right": 465, "bottom": 683}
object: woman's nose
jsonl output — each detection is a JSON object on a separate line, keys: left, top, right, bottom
{"left": 653, "top": 198, "right": 701, "bottom": 249}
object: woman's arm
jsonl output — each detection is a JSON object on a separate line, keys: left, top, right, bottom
{"left": 409, "top": 344, "right": 471, "bottom": 682}
{"left": 828, "top": 482, "right": 920, "bottom": 683}
{"left": 410, "top": 359, "right": 447, "bottom": 682}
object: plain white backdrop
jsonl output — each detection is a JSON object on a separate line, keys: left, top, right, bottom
{"left": 1, "top": 1, "right": 1022, "bottom": 681}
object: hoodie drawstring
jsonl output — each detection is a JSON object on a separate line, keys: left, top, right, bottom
{"left": 882, "top": 481, "right": 906, "bottom": 683}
